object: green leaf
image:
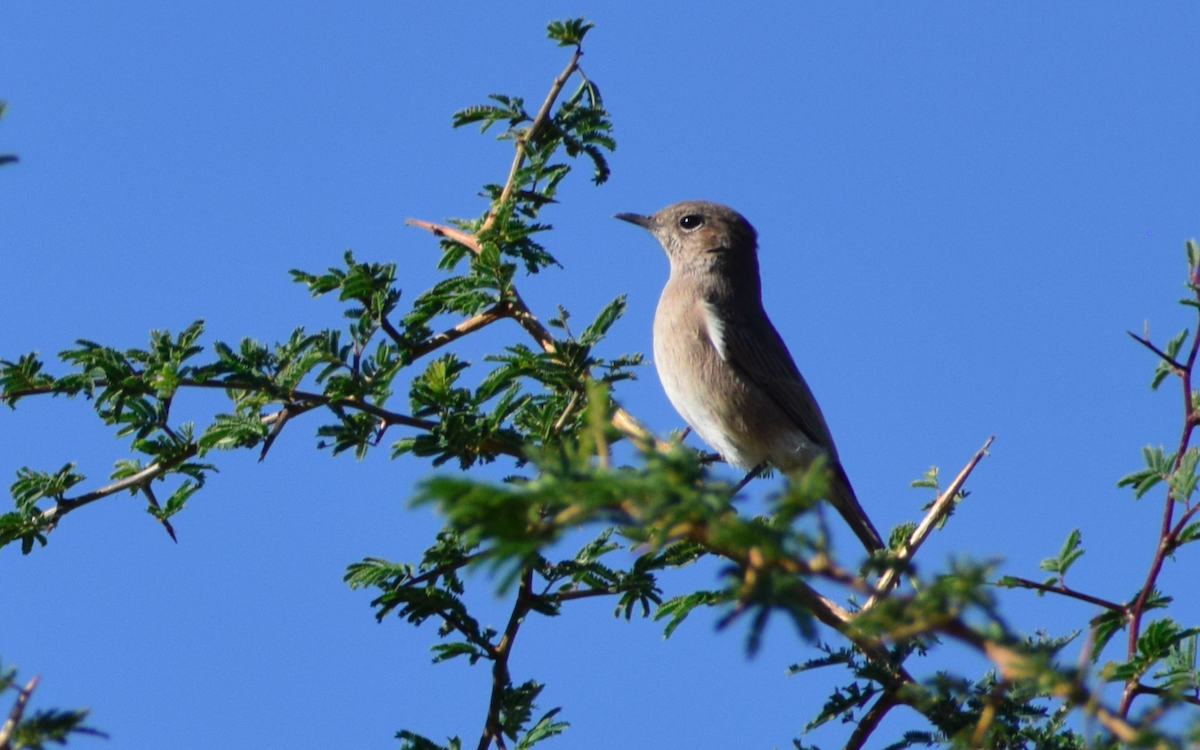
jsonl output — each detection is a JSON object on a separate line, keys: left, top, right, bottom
{"left": 10, "top": 463, "right": 85, "bottom": 511}
{"left": 1038, "top": 528, "right": 1084, "bottom": 580}
{"left": 910, "top": 466, "right": 939, "bottom": 490}
{"left": 1169, "top": 447, "right": 1200, "bottom": 502}
{"left": 513, "top": 709, "right": 568, "bottom": 750}
{"left": 546, "top": 18, "right": 593, "bottom": 47}
{"left": 655, "top": 590, "right": 730, "bottom": 638}
{"left": 1150, "top": 328, "right": 1189, "bottom": 389}
{"left": 578, "top": 295, "right": 626, "bottom": 347}
{"left": 500, "top": 680, "right": 544, "bottom": 740}
{"left": 1103, "top": 617, "right": 1199, "bottom": 683}
{"left": 1176, "top": 521, "right": 1200, "bottom": 546}
{"left": 1116, "top": 445, "right": 1171, "bottom": 499}
{"left": 1153, "top": 634, "right": 1199, "bottom": 693}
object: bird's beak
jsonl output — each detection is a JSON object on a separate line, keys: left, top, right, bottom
{"left": 614, "top": 212, "right": 654, "bottom": 230}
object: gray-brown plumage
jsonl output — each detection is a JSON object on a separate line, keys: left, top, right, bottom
{"left": 615, "top": 200, "right": 883, "bottom": 552}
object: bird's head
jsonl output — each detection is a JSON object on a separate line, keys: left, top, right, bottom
{"left": 615, "top": 200, "right": 758, "bottom": 277}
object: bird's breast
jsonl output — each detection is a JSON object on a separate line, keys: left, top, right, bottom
{"left": 653, "top": 285, "right": 767, "bottom": 469}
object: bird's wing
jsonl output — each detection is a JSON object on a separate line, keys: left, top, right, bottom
{"left": 702, "top": 302, "right": 838, "bottom": 456}
{"left": 703, "top": 302, "right": 883, "bottom": 551}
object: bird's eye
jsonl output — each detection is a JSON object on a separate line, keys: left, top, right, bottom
{"left": 678, "top": 214, "right": 705, "bottom": 231}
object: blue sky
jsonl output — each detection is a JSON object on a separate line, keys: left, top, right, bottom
{"left": 3, "top": 3, "right": 1200, "bottom": 748}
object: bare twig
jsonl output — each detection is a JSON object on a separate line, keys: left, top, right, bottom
{"left": 1001, "top": 576, "right": 1124, "bottom": 612}
{"left": 406, "top": 304, "right": 511, "bottom": 361}
{"left": 258, "top": 402, "right": 294, "bottom": 462}
{"left": 404, "top": 550, "right": 488, "bottom": 589}
{"left": 403, "top": 218, "right": 481, "bottom": 253}
{"left": 552, "top": 389, "right": 581, "bottom": 434}
{"left": 0, "top": 675, "right": 38, "bottom": 750}
{"left": 863, "top": 436, "right": 995, "bottom": 609}
{"left": 1126, "top": 331, "right": 1185, "bottom": 375}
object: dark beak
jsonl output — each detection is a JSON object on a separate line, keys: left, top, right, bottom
{"left": 614, "top": 212, "right": 654, "bottom": 229}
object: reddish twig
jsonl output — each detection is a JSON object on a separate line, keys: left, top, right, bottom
{"left": 1001, "top": 577, "right": 1124, "bottom": 612}
{"left": 1120, "top": 276, "right": 1200, "bottom": 716}
{"left": 1126, "top": 331, "right": 1186, "bottom": 375}
{"left": 476, "top": 567, "right": 534, "bottom": 750}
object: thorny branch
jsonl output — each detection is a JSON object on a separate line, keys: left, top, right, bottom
{"left": 403, "top": 218, "right": 663, "bottom": 453}
{"left": 14, "top": 373, "right": 522, "bottom": 537}
{"left": 404, "top": 304, "right": 511, "bottom": 362}
{"left": 864, "top": 436, "right": 994, "bottom": 609}
{"left": 35, "top": 445, "right": 198, "bottom": 530}
{"left": 1121, "top": 261, "right": 1200, "bottom": 717}
{"left": 1000, "top": 577, "right": 1124, "bottom": 612}
{"left": 1127, "top": 331, "right": 1186, "bottom": 376}
{"left": 480, "top": 46, "right": 583, "bottom": 235}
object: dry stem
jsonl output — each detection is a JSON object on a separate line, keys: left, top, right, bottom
{"left": 863, "top": 436, "right": 994, "bottom": 609}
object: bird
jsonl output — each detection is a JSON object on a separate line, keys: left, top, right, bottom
{"left": 615, "top": 200, "right": 883, "bottom": 553}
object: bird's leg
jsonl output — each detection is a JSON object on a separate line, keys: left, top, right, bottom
{"left": 731, "top": 461, "right": 769, "bottom": 494}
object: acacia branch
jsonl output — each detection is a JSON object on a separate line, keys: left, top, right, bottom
{"left": 553, "top": 587, "right": 622, "bottom": 603}
{"left": 843, "top": 686, "right": 899, "bottom": 750}
{"left": 864, "top": 436, "right": 994, "bottom": 609}
{"left": 404, "top": 218, "right": 666, "bottom": 452}
{"left": 403, "top": 42, "right": 664, "bottom": 453}
{"left": 477, "top": 567, "right": 534, "bottom": 750}
{"left": 481, "top": 47, "right": 583, "bottom": 235}
{"left": 405, "top": 304, "right": 511, "bottom": 361}
{"left": 1122, "top": 284, "right": 1200, "bottom": 716}
{"left": 1001, "top": 577, "right": 1124, "bottom": 612}
{"left": 36, "top": 444, "right": 200, "bottom": 531}
{"left": 403, "top": 218, "right": 481, "bottom": 253}
{"left": 1131, "top": 682, "right": 1200, "bottom": 708}
{"left": 17, "top": 375, "right": 522, "bottom": 540}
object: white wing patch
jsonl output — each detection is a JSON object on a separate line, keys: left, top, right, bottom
{"left": 701, "top": 301, "right": 728, "bottom": 361}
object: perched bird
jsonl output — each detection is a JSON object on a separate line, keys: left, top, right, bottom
{"left": 615, "top": 201, "right": 883, "bottom": 552}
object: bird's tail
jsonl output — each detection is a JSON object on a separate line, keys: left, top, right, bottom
{"left": 826, "top": 463, "right": 884, "bottom": 553}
